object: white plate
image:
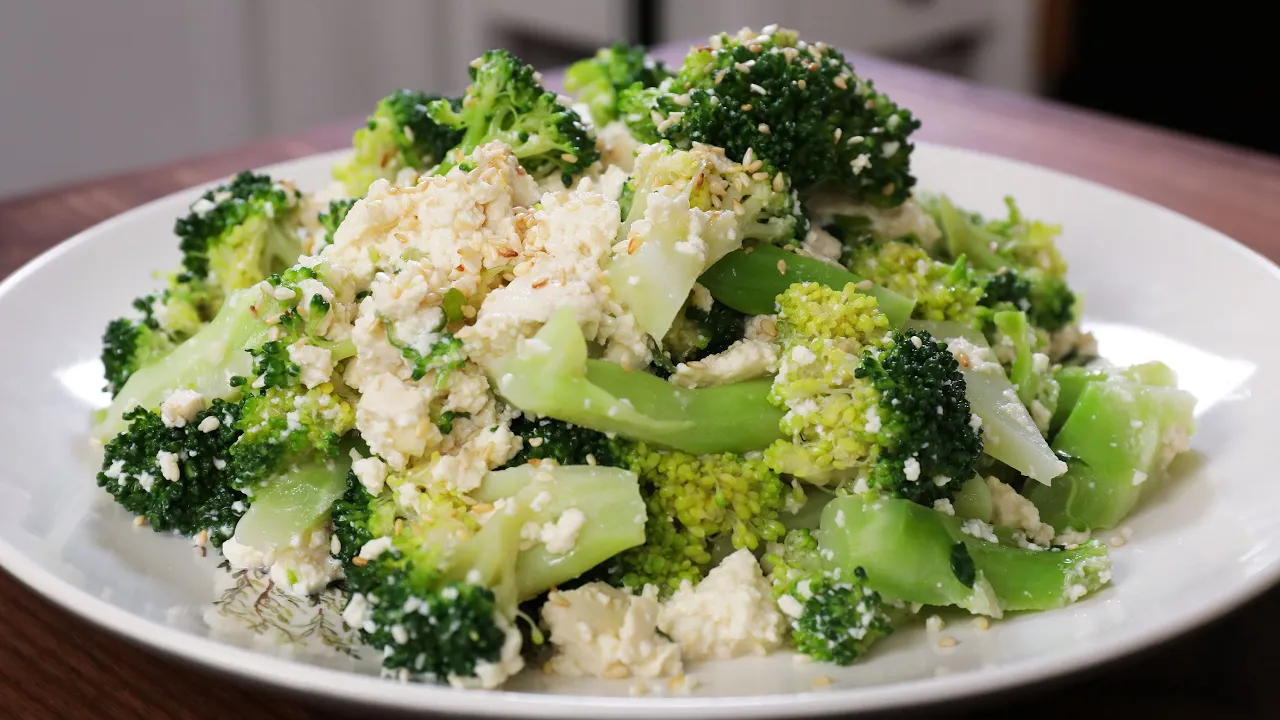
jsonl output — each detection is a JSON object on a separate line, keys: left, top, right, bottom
{"left": 0, "top": 144, "right": 1275, "bottom": 718}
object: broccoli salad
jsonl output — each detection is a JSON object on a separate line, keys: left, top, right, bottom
{"left": 93, "top": 27, "right": 1197, "bottom": 690}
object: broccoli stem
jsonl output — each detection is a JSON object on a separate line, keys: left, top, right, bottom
{"left": 935, "top": 195, "right": 1006, "bottom": 272}
{"left": 493, "top": 308, "right": 784, "bottom": 455}
{"left": 908, "top": 319, "right": 1067, "bottom": 483}
{"left": 474, "top": 464, "right": 646, "bottom": 600}
{"left": 95, "top": 288, "right": 269, "bottom": 442}
{"left": 1052, "top": 362, "right": 1178, "bottom": 436}
{"left": 952, "top": 475, "right": 993, "bottom": 521}
{"left": 1025, "top": 380, "right": 1196, "bottom": 532}
{"left": 698, "top": 245, "right": 915, "bottom": 326}
{"left": 820, "top": 495, "right": 1111, "bottom": 615}
{"left": 992, "top": 311, "right": 1038, "bottom": 408}
{"left": 230, "top": 457, "right": 351, "bottom": 551}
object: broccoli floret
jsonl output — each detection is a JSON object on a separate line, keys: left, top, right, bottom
{"left": 96, "top": 399, "right": 245, "bottom": 545}
{"left": 838, "top": 230, "right": 985, "bottom": 325}
{"left": 931, "top": 195, "right": 1078, "bottom": 333}
{"left": 621, "top": 27, "right": 919, "bottom": 204}
{"left": 381, "top": 318, "right": 467, "bottom": 387}
{"left": 606, "top": 443, "right": 800, "bottom": 593}
{"left": 317, "top": 198, "right": 356, "bottom": 249}
{"left": 341, "top": 514, "right": 513, "bottom": 680}
{"left": 764, "top": 282, "right": 982, "bottom": 503}
{"left": 333, "top": 90, "right": 464, "bottom": 196}
{"left": 767, "top": 529, "right": 893, "bottom": 665}
{"left": 607, "top": 142, "right": 804, "bottom": 340}
{"left": 429, "top": 50, "right": 598, "bottom": 183}
{"left": 991, "top": 310, "right": 1059, "bottom": 435}
{"left": 174, "top": 172, "right": 304, "bottom": 302}
{"left": 329, "top": 473, "right": 397, "bottom": 564}
{"left": 101, "top": 311, "right": 177, "bottom": 397}
{"left": 661, "top": 298, "right": 748, "bottom": 367}
{"left": 503, "top": 416, "right": 624, "bottom": 468}
{"left": 565, "top": 43, "right": 672, "bottom": 126}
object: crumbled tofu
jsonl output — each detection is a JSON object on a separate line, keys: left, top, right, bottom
{"left": 985, "top": 476, "right": 1055, "bottom": 546}
{"left": 960, "top": 518, "right": 998, "bottom": 543}
{"left": 539, "top": 508, "right": 587, "bottom": 555}
{"left": 658, "top": 549, "right": 786, "bottom": 661}
{"left": 450, "top": 616, "right": 526, "bottom": 689}
{"left": 197, "top": 416, "right": 221, "bottom": 433}
{"left": 944, "top": 337, "right": 1002, "bottom": 374}
{"left": 156, "top": 451, "right": 181, "bottom": 483}
{"left": 1055, "top": 528, "right": 1093, "bottom": 546}
{"left": 351, "top": 454, "right": 389, "bottom": 495}
{"left": 542, "top": 583, "right": 683, "bottom": 679}
{"left": 287, "top": 340, "right": 334, "bottom": 389}
{"left": 669, "top": 339, "right": 779, "bottom": 389}
{"left": 160, "top": 389, "right": 204, "bottom": 428}
{"left": 221, "top": 529, "right": 341, "bottom": 597}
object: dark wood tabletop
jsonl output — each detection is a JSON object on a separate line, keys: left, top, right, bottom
{"left": 2, "top": 45, "right": 1279, "bottom": 720}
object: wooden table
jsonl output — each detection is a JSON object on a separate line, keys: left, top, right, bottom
{"left": 3, "top": 46, "right": 1280, "bottom": 720}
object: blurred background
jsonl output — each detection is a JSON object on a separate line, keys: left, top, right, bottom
{"left": 1, "top": 0, "right": 1271, "bottom": 199}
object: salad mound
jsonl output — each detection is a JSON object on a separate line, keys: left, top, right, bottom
{"left": 94, "top": 26, "right": 1197, "bottom": 690}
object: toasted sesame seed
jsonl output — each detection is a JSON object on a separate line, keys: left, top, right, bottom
{"left": 732, "top": 197, "right": 745, "bottom": 215}
{"left": 833, "top": 75, "right": 848, "bottom": 90}
{"left": 673, "top": 94, "right": 692, "bottom": 106}
{"left": 758, "top": 123, "right": 771, "bottom": 135}
{"left": 352, "top": 556, "right": 368, "bottom": 567}
{"left": 531, "top": 277, "right": 549, "bottom": 289}
{"left": 627, "top": 234, "right": 643, "bottom": 254}
{"left": 811, "top": 676, "right": 834, "bottom": 688}
{"left": 650, "top": 110, "right": 664, "bottom": 127}
{"left": 752, "top": 171, "right": 769, "bottom": 181}
{"left": 741, "top": 103, "right": 752, "bottom": 111}
{"left": 734, "top": 61, "right": 752, "bottom": 73}
{"left": 772, "top": 172, "right": 785, "bottom": 192}
{"left": 560, "top": 153, "right": 578, "bottom": 163}
{"left": 937, "top": 636, "right": 958, "bottom": 648}
{"left": 972, "top": 617, "right": 990, "bottom": 632}
{"left": 742, "top": 147, "right": 755, "bottom": 168}
{"left": 833, "top": 128, "right": 843, "bottom": 144}
{"left": 777, "top": 259, "right": 788, "bottom": 275}
{"left": 715, "top": 69, "right": 727, "bottom": 84}
{"left": 750, "top": 83, "right": 767, "bottom": 95}
{"left": 797, "top": 78, "right": 806, "bottom": 89}
{"left": 133, "top": 516, "right": 146, "bottom": 528}
{"left": 747, "top": 159, "right": 764, "bottom": 173}
{"left": 1110, "top": 536, "right": 1126, "bottom": 547}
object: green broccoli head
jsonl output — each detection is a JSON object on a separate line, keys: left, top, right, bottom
{"left": 765, "top": 282, "right": 982, "bottom": 503}
{"left": 228, "top": 382, "right": 355, "bottom": 490}
{"left": 174, "top": 171, "right": 304, "bottom": 298}
{"left": 840, "top": 231, "right": 985, "bottom": 325}
{"left": 661, "top": 298, "right": 749, "bottom": 368}
{"left": 429, "top": 49, "right": 598, "bottom": 183}
{"left": 606, "top": 443, "right": 801, "bottom": 593}
{"left": 317, "top": 198, "right": 356, "bottom": 249}
{"left": 101, "top": 313, "right": 176, "bottom": 397}
{"left": 503, "top": 415, "right": 626, "bottom": 468}
{"left": 566, "top": 43, "right": 672, "bottom": 126}
{"left": 342, "top": 517, "right": 510, "bottom": 679}
{"left": 329, "top": 472, "right": 397, "bottom": 564}
{"left": 621, "top": 27, "right": 919, "bottom": 204}
{"left": 333, "top": 90, "right": 464, "bottom": 196}
{"left": 767, "top": 528, "right": 894, "bottom": 665}
{"left": 96, "top": 399, "right": 245, "bottom": 545}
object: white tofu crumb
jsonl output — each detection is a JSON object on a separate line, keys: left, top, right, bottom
{"left": 903, "top": 457, "right": 921, "bottom": 482}
{"left": 160, "top": 389, "right": 204, "bottom": 428}
{"left": 197, "top": 416, "right": 221, "bottom": 433}
{"left": 658, "top": 549, "right": 785, "bottom": 661}
{"left": 932, "top": 499, "right": 955, "bottom": 516}
{"left": 358, "top": 536, "right": 394, "bottom": 561}
{"left": 351, "top": 455, "right": 389, "bottom": 495}
{"left": 156, "top": 451, "right": 180, "bottom": 483}
{"left": 1132, "top": 470, "right": 1148, "bottom": 486}
{"left": 542, "top": 583, "right": 682, "bottom": 679}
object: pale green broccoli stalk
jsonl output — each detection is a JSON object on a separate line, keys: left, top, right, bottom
{"left": 820, "top": 494, "right": 1112, "bottom": 616}
{"left": 992, "top": 310, "right": 1060, "bottom": 435}
{"left": 228, "top": 457, "right": 351, "bottom": 552}
{"left": 1051, "top": 362, "right": 1178, "bottom": 434}
{"left": 908, "top": 319, "right": 1067, "bottom": 484}
{"left": 698, "top": 244, "right": 915, "bottom": 326}
{"left": 837, "top": 228, "right": 985, "bottom": 325}
{"left": 473, "top": 464, "right": 646, "bottom": 599}
{"left": 95, "top": 287, "right": 272, "bottom": 441}
{"left": 1025, "top": 374, "right": 1196, "bottom": 533}
{"left": 764, "top": 283, "right": 982, "bottom": 502}
{"left": 565, "top": 43, "right": 672, "bottom": 126}
{"left": 490, "top": 307, "right": 784, "bottom": 455}
{"left": 606, "top": 142, "right": 804, "bottom": 340}
{"left": 952, "top": 475, "right": 994, "bottom": 521}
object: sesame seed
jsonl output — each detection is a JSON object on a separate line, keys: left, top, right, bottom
{"left": 752, "top": 171, "right": 769, "bottom": 181}
{"left": 750, "top": 83, "right": 767, "bottom": 95}
{"left": 352, "top": 556, "right": 368, "bottom": 567}
{"left": 972, "top": 617, "right": 990, "bottom": 632}
{"left": 650, "top": 110, "right": 664, "bottom": 127}
{"left": 560, "top": 153, "right": 578, "bottom": 163}
{"left": 748, "top": 44, "right": 763, "bottom": 53}
{"left": 833, "top": 75, "right": 848, "bottom": 90}
{"left": 741, "top": 103, "right": 752, "bottom": 111}
{"left": 772, "top": 172, "right": 785, "bottom": 192}
{"left": 715, "top": 69, "right": 726, "bottom": 84}
{"left": 797, "top": 78, "right": 806, "bottom": 89}
{"left": 1110, "top": 536, "right": 1126, "bottom": 547}
{"left": 742, "top": 147, "right": 755, "bottom": 168}
{"left": 528, "top": 437, "right": 544, "bottom": 447}
{"left": 811, "top": 676, "right": 834, "bottom": 689}
{"left": 777, "top": 259, "right": 788, "bottom": 275}
{"left": 531, "top": 277, "right": 549, "bottom": 289}
{"left": 133, "top": 516, "right": 146, "bottom": 527}
{"left": 734, "top": 61, "right": 752, "bottom": 73}
{"left": 758, "top": 123, "right": 771, "bottom": 135}
{"left": 747, "top": 159, "right": 764, "bottom": 173}
{"left": 937, "top": 636, "right": 958, "bottom": 648}
{"left": 672, "top": 94, "right": 692, "bottom": 106}
{"left": 833, "top": 128, "right": 843, "bottom": 144}
{"left": 732, "top": 198, "right": 744, "bottom": 215}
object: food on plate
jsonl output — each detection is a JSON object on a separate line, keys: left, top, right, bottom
{"left": 92, "top": 26, "right": 1198, "bottom": 690}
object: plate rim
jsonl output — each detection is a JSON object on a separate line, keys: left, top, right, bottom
{"left": 2, "top": 141, "right": 1278, "bottom": 718}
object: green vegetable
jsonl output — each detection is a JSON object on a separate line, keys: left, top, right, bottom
{"left": 699, "top": 244, "right": 915, "bottom": 325}
{"left": 565, "top": 43, "right": 671, "bottom": 125}
{"left": 333, "top": 90, "right": 463, "bottom": 196}
{"left": 820, "top": 494, "right": 1112, "bottom": 615}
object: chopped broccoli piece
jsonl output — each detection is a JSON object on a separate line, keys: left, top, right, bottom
{"left": 491, "top": 307, "right": 784, "bottom": 456}
{"left": 621, "top": 27, "right": 919, "bottom": 204}
{"left": 698, "top": 245, "right": 914, "bottom": 326}
{"left": 229, "top": 457, "right": 351, "bottom": 553}
{"left": 429, "top": 50, "right": 597, "bottom": 183}
{"left": 992, "top": 310, "right": 1059, "bottom": 434}
{"left": 101, "top": 308, "right": 178, "bottom": 397}
{"left": 661, "top": 298, "right": 748, "bottom": 367}
{"left": 503, "top": 416, "right": 624, "bottom": 468}
{"left": 836, "top": 224, "right": 985, "bottom": 325}
{"left": 174, "top": 171, "right": 304, "bottom": 301}
{"left": 908, "top": 319, "right": 1068, "bottom": 484}
{"left": 317, "top": 198, "right": 356, "bottom": 249}
{"left": 764, "top": 282, "right": 982, "bottom": 503}
{"left": 96, "top": 399, "right": 245, "bottom": 545}
{"left": 820, "top": 494, "right": 1112, "bottom": 615}
{"left": 333, "top": 90, "right": 464, "bottom": 196}
{"left": 605, "top": 444, "right": 799, "bottom": 593}
{"left": 767, "top": 529, "right": 893, "bottom": 665}
{"left": 565, "top": 43, "right": 672, "bottom": 125}
{"left": 606, "top": 142, "right": 804, "bottom": 340}
{"left": 1025, "top": 373, "right": 1196, "bottom": 533}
